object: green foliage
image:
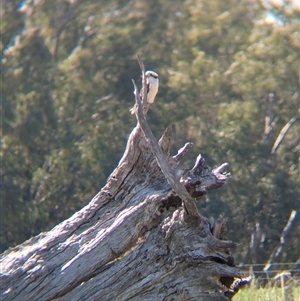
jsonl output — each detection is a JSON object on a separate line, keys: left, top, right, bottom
{"left": 1, "top": 0, "right": 299, "bottom": 268}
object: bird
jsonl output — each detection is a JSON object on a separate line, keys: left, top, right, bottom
{"left": 144, "top": 70, "right": 159, "bottom": 104}
{"left": 130, "top": 70, "right": 159, "bottom": 114}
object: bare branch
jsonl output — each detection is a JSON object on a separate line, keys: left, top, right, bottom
{"left": 169, "top": 142, "right": 193, "bottom": 168}
{"left": 132, "top": 58, "right": 201, "bottom": 221}
{"left": 264, "top": 210, "right": 298, "bottom": 271}
{"left": 271, "top": 110, "right": 299, "bottom": 154}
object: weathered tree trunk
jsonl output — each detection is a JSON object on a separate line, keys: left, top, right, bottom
{"left": 1, "top": 64, "right": 244, "bottom": 301}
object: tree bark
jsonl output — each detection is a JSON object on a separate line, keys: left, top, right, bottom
{"left": 1, "top": 65, "right": 243, "bottom": 301}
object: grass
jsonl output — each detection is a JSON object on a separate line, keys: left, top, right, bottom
{"left": 234, "top": 285, "right": 300, "bottom": 301}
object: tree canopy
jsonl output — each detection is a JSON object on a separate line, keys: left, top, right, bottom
{"left": 2, "top": 0, "right": 299, "bottom": 266}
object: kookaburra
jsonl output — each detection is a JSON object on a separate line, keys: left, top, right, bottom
{"left": 130, "top": 70, "right": 159, "bottom": 114}
{"left": 144, "top": 70, "right": 159, "bottom": 104}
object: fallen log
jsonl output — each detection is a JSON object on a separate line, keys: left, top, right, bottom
{"left": 1, "top": 60, "right": 243, "bottom": 301}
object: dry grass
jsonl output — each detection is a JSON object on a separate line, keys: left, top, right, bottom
{"left": 234, "top": 285, "right": 300, "bottom": 301}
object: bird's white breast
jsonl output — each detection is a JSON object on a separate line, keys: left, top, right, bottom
{"left": 147, "top": 77, "right": 159, "bottom": 103}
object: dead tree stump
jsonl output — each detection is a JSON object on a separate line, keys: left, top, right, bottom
{"left": 0, "top": 63, "right": 244, "bottom": 301}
